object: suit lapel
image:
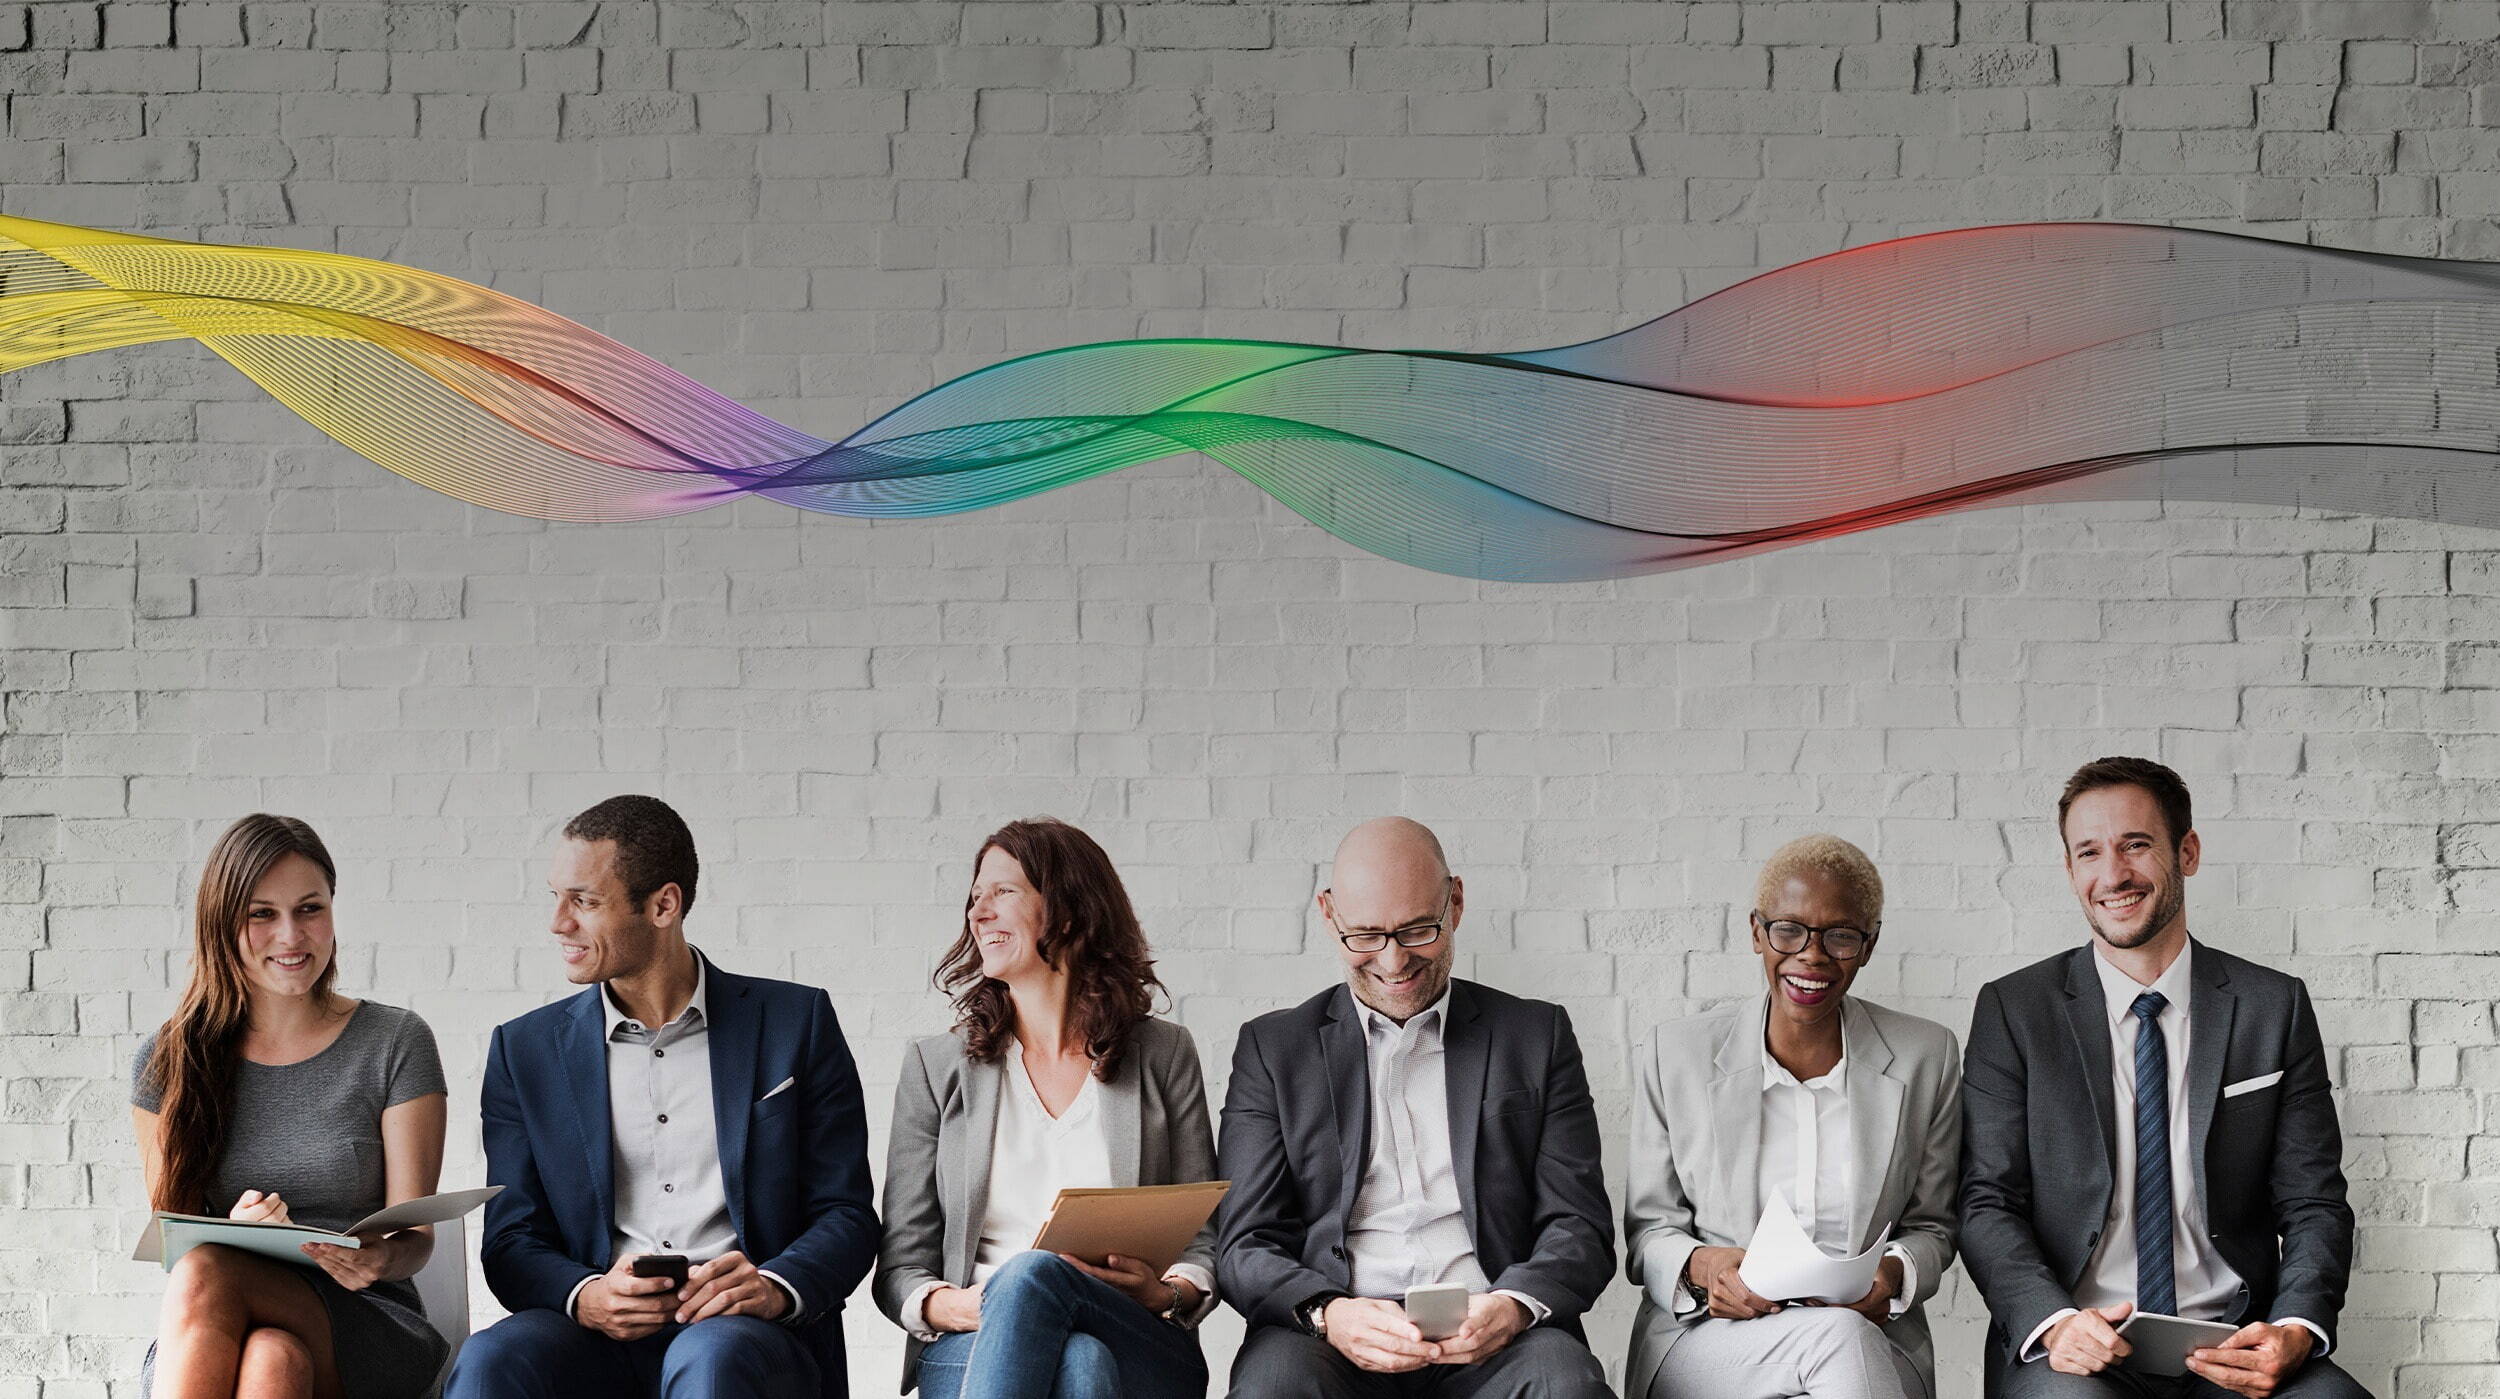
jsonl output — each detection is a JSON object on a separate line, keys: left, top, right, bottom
{"left": 1104, "top": 1046, "right": 1143, "bottom": 1188}
{"left": 2184, "top": 942, "right": 2235, "bottom": 1221}
{"left": 1707, "top": 994, "right": 1767, "bottom": 1227}
{"left": 1443, "top": 982, "right": 1489, "bottom": 1248}
{"left": 556, "top": 989, "right": 616, "bottom": 1256}
{"left": 958, "top": 1051, "right": 1003, "bottom": 1281}
{"left": 704, "top": 955, "right": 760, "bottom": 1243}
{"left": 2061, "top": 949, "right": 2119, "bottom": 1178}
{"left": 1842, "top": 998, "right": 1905, "bottom": 1254}
{"left": 1319, "top": 987, "right": 1370, "bottom": 1233}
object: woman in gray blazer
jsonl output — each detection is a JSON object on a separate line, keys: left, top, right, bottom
{"left": 1625, "top": 835, "right": 1963, "bottom": 1399}
{"left": 874, "top": 818, "right": 1219, "bottom": 1399}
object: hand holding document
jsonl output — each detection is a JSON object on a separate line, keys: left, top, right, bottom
{"left": 134, "top": 1186, "right": 502, "bottom": 1271}
{"left": 1733, "top": 1192, "right": 1892, "bottom": 1304}
{"left": 1027, "top": 1181, "right": 1229, "bottom": 1277}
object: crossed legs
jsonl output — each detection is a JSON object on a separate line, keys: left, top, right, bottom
{"left": 153, "top": 1245, "right": 341, "bottom": 1399}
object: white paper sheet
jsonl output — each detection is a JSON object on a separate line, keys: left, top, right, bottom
{"left": 133, "top": 1186, "right": 502, "bottom": 1270}
{"left": 1733, "top": 1192, "right": 1891, "bottom": 1304}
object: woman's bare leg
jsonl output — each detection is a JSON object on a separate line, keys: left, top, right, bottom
{"left": 234, "top": 1327, "right": 317, "bottom": 1399}
{"left": 154, "top": 1246, "right": 341, "bottom": 1399}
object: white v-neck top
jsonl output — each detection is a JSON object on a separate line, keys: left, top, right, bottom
{"left": 971, "top": 1039, "right": 1113, "bottom": 1282}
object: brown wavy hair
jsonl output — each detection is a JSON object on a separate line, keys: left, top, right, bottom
{"left": 142, "top": 814, "right": 341, "bottom": 1212}
{"left": 935, "top": 818, "right": 1163, "bottom": 1082}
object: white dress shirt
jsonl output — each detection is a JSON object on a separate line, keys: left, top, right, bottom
{"left": 1345, "top": 990, "right": 1550, "bottom": 1325}
{"left": 564, "top": 954, "right": 802, "bottom": 1321}
{"left": 900, "top": 1040, "right": 1218, "bottom": 1338}
{"left": 1668, "top": 1024, "right": 1915, "bottom": 1317}
{"left": 2021, "top": 942, "right": 2324, "bottom": 1359}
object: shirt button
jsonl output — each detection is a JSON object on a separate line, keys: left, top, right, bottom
{"left": 655, "top": 1048, "right": 666, "bottom": 1058}
{"left": 663, "top": 1183, "right": 674, "bottom": 1193}
{"left": 657, "top": 1114, "right": 668, "bottom": 1124}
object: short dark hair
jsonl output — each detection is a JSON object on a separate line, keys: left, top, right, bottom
{"left": 2057, "top": 756, "right": 2193, "bottom": 849}
{"left": 564, "top": 794, "right": 699, "bottom": 915}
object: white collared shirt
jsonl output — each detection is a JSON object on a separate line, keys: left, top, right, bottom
{"left": 563, "top": 952, "right": 801, "bottom": 1321}
{"left": 1344, "top": 989, "right": 1550, "bottom": 1325}
{"left": 1668, "top": 1018, "right": 1915, "bottom": 1316}
{"left": 2021, "top": 941, "right": 2323, "bottom": 1360}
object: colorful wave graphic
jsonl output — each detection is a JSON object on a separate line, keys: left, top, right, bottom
{"left": 9, "top": 214, "right": 2500, "bottom": 580}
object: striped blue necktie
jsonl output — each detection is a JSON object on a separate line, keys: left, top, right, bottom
{"left": 2131, "top": 990, "right": 2178, "bottom": 1317}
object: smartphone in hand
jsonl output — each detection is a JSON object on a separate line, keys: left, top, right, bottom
{"left": 1404, "top": 1283, "right": 1470, "bottom": 1340}
{"left": 630, "top": 1253, "right": 689, "bottom": 1288}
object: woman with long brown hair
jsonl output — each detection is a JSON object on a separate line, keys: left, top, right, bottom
{"left": 132, "top": 814, "right": 450, "bottom": 1399}
{"left": 874, "top": 817, "right": 1219, "bottom": 1399}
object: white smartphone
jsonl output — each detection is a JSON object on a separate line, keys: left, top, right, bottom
{"left": 1403, "top": 1283, "right": 1470, "bottom": 1341}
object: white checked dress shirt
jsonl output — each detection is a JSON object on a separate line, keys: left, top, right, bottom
{"left": 564, "top": 953, "right": 802, "bottom": 1320}
{"left": 2021, "top": 942, "right": 2322, "bottom": 1360}
{"left": 1345, "top": 989, "right": 1550, "bottom": 1324}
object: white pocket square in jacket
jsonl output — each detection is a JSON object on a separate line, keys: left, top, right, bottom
{"left": 2222, "top": 1070, "right": 2283, "bottom": 1098}
{"left": 761, "top": 1076, "right": 795, "bottom": 1101}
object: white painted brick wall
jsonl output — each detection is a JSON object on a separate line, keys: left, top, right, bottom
{"left": 5, "top": 3, "right": 2499, "bottom": 1396}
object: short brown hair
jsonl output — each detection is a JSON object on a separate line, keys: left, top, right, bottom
{"left": 2057, "top": 756, "right": 2193, "bottom": 848}
{"left": 564, "top": 794, "right": 699, "bottom": 915}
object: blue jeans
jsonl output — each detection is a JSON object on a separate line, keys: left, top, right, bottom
{"left": 914, "top": 1251, "right": 1207, "bottom": 1399}
{"left": 446, "top": 1307, "right": 820, "bottom": 1399}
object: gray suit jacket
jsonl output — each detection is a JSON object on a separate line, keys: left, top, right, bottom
{"left": 1624, "top": 994, "right": 1963, "bottom": 1399}
{"left": 1214, "top": 979, "right": 1615, "bottom": 1338}
{"left": 871, "top": 1017, "right": 1219, "bottom": 1393}
{"left": 1959, "top": 941, "right": 2355, "bottom": 1394}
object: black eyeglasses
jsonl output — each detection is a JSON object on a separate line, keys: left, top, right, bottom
{"left": 1751, "top": 911, "right": 1875, "bottom": 962}
{"left": 1323, "top": 889, "right": 1450, "bottom": 955}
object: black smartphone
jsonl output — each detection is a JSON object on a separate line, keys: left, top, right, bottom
{"left": 630, "top": 1253, "right": 689, "bottom": 1287}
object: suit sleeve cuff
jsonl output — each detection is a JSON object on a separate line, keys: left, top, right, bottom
{"left": 758, "top": 1269, "right": 804, "bottom": 1326}
{"left": 900, "top": 1280, "right": 945, "bottom": 1342}
{"left": 2021, "top": 1309, "right": 2078, "bottom": 1363}
{"left": 1882, "top": 1245, "right": 1917, "bottom": 1319}
{"left": 1163, "top": 1263, "right": 1219, "bottom": 1329}
{"left": 1495, "top": 1289, "right": 1550, "bottom": 1328}
{"left": 1643, "top": 1235, "right": 1706, "bottom": 1316}
{"left": 564, "top": 1272, "right": 599, "bottom": 1320}
{"left": 2275, "top": 1317, "right": 2330, "bottom": 1356}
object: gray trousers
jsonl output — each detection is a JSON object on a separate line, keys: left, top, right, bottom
{"left": 1647, "top": 1309, "right": 1926, "bottom": 1399}
{"left": 1998, "top": 1355, "right": 2371, "bottom": 1399}
{"left": 1229, "top": 1325, "right": 1612, "bottom": 1399}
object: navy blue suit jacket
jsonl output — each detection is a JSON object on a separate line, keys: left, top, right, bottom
{"left": 478, "top": 953, "right": 880, "bottom": 1396}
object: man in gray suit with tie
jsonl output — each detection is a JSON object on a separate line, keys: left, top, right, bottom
{"left": 1216, "top": 817, "right": 1614, "bottom": 1398}
{"left": 1961, "top": 757, "right": 2367, "bottom": 1399}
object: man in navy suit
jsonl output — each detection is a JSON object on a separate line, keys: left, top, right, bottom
{"left": 448, "top": 796, "right": 878, "bottom": 1399}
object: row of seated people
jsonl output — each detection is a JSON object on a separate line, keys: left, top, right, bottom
{"left": 133, "top": 757, "right": 2367, "bottom": 1399}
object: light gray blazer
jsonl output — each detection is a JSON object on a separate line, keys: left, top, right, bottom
{"left": 872, "top": 1017, "right": 1219, "bottom": 1393}
{"left": 1624, "top": 994, "right": 1963, "bottom": 1399}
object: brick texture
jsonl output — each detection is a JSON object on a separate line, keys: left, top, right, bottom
{"left": 4, "top": 3, "right": 2498, "bottom": 1395}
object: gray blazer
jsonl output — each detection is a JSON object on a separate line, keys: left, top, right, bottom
{"left": 1959, "top": 941, "right": 2353, "bottom": 1396}
{"left": 1624, "top": 994, "right": 1963, "bottom": 1399}
{"left": 872, "top": 1017, "right": 1219, "bottom": 1393}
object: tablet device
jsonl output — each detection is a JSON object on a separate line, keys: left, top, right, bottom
{"left": 2117, "top": 1311, "right": 2241, "bottom": 1376}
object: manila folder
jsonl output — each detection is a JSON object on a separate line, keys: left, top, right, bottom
{"left": 1027, "top": 1181, "right": 1230, "bottom": 1277}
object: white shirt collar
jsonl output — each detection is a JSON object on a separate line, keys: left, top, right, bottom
{"left": 1352, "top": 983, "right": 1452, "bottom": 1041}
{"left": 602, "top": 947, "right": 708, "bottom": 1037}
{"left": 2091, "top": 936, "right": 2193, "bottom": 1028}
{"left": 1759, "top": 1010, "right": 1848, "bottom": 1092}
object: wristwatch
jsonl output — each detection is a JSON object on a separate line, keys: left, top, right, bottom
{"left": 1155, "top": 1278, "right": 1186, "bottom": 1322}
{"left": 1300, "top": 1292, "right": 1346, "bottom": 1338}
{"left": 1683, "top": 1256, "right": 1711, "bottom": 1310}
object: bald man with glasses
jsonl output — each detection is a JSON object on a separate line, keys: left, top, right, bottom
{"left": 1215, "top": 818, "right": 1614, "bottom": 1399}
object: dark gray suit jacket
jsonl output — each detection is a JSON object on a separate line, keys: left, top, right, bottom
{"left": 872, "top": 1018, "right": 1218, "bottom": 1394}
{"left": 1959, "top": 940, "right": 2354, "bottom": 1392}
{"left": 1213, "top": 979, "right": 1615, "bottom": 1338}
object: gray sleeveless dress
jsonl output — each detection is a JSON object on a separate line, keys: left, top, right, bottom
{"left": 133, "top": 1002, "right": 451, "bottom": 1399}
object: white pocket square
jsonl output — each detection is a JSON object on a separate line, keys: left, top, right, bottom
{"left": 2222, "top": 1070, "right": 2284, "bottom": 1098}
{"left": 761, "top": 1076, "right": 795, "bottom": 1102}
